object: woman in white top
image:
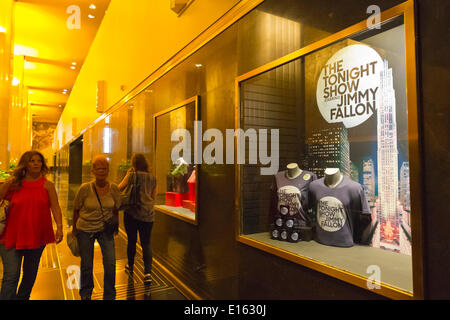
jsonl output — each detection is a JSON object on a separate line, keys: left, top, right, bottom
{"left": 72, "top": 155, "right": 120, "bottom": 300}
{"left": 118, "top": 153, "right": 157, "bottom": 283}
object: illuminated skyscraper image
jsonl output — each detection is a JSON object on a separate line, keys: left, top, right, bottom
{"left": 305, "top": 126, "right": 350, "bottom": 178}
{"left": 400, "top": 161, "right": 411, "bottom": 213}
{"left": 362, "top": 159, "right": 376, "bottom": 207}
{"left": 377, "top": 60, "right": 399, "bottom": 251}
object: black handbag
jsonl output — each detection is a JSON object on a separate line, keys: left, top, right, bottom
{"left": 92, "top": 182, "right": 118, "bottom": 235}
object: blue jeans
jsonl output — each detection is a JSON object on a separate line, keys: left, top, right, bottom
{"left": 77, "top": 230, "right": 116, "bottom": 300}
{"left": 0, "top": 244, "right": 45, "bottom": 300}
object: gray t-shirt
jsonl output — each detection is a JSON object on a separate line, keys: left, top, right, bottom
{"left": 73, "top": 182, "right": 121, "bottom": 232}
{"left": 308, "top": 176, "right": 371, "bottom": 247}
{"left": 124, "top": 172, "right": 156, "bottom": 222}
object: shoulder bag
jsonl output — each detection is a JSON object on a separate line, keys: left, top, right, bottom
{"left": 92, "top": 182, "right": 118, "bottom": 236}
{"left": 120, "top": 172, "right": 140, "bottom": 211}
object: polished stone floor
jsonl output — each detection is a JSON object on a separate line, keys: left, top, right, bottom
{"left": 0, "top": 172, "right": 186, "bottom": 300}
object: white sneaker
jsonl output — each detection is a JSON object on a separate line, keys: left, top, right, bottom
{"left": 143, "top": 274, "right": 152, "bottom": 283}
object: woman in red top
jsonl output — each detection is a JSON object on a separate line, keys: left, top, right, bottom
{"left": 0, "top": 151, "right": 63, "bottom": 300}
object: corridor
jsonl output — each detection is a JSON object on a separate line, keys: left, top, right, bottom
{"left": 0, "top": 172, "right": 186, "bottom": 300}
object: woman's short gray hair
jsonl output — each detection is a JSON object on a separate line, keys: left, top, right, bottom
{"left": 92, "top": 155, "right": 109, "bottom": 169}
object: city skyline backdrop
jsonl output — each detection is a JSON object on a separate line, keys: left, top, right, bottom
{"left": 303, "top": 58, "right": 411, "bottom": 255}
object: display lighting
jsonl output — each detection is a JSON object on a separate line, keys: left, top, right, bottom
{"left": 195, "top": 64, "right": 203, "bottom": 68}
{"left": 88, "top": 14, "right": 95, "bottom": 19}
{"left": 89, "top": 4, "right": 96, "bottom": 10}
{"left": 103, "top": 127, "right": 111, "bottom": 153}
{"left": 14, "top": 44, "right": 38, "bottom": 57}
{"left": 0, "top": 26, "right": 6, "bottom": 33}
{"left": 12, "top": 77, "right": 20, "bottom": 86}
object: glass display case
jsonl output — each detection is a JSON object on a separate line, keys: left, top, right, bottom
{"left": 153, "top": 96, "right": 199, "bottom": 224}
{"left": 236, "top": 2, "right": 421, "bottom": 299}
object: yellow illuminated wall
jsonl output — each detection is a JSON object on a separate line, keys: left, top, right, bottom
{"left": 0, "top": 0, "right": 14, "bottom": 170}
{"left": 55, "top": 0, "right": 240, "bottom": 148}
{"left": 9, "top": 54, "right": 32, "bottom": 164}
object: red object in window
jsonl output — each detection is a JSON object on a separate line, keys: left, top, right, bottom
{"left": 165, "top": 192, "right": 190, "bottom": 207}
{"left": 187, "top": 171, "right": 196, "bottom": 202}
{"left": 182, "top": 200, "right": 195, "bottom": 212}
{"left": 165, "top": 192, "right": 182, "bottom": 207}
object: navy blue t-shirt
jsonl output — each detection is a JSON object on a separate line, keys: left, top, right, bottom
{"left": 273, "top": 170, "right": 317, "bottom": 212}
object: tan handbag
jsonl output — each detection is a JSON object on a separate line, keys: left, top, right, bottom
{"left": 0, "top": 199, "right": 10, "bottom": 236}
{"left": 66, "top": 231, "right": 80, "bottom": 257}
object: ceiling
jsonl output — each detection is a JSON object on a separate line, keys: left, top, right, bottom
{"left": 13, "top": 0, "right": 111, "bottom": 125}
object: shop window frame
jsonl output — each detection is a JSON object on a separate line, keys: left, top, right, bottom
{"left": 153, "top": 95, "right": 200, "bottom": 225}
{"left": 234, "top": 0, "right": 423, "bottom": 300}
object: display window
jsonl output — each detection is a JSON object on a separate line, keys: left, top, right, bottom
{"left": 153, "top": 96, "right": 199, "bottom": 225}
{"left": 236, "top": 2, "right": 421, "bottom": 299}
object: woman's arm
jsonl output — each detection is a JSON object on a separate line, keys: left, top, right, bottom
{"left": 72, "top": 184, "right": 85, "bottom": 236}
{"left": 145, "top": 175, "right": 157, "bottom": 201}
{"left": 110, "top": 183, "right": 120, "bottom": 236}
{"left": 72, "top": 209, "right": 80, "bottom": 236}
{"left": 45, "top": 181, "right": 63, "bottom": 243}
{"left": 151, "top": 185, "right": 157, "bottom": 202}
{"left": 117, "top": 171, "right": 130, "bottom": 191}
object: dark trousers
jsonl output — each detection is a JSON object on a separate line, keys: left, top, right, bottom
{"left": 123, "top": 212, "right": 153, "bottom": 274}
{"left": 0, "top": 244, "right": 45, "bottom": 300}
{"left": 77, "top": 230, "right": 116, "bottom": 300}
